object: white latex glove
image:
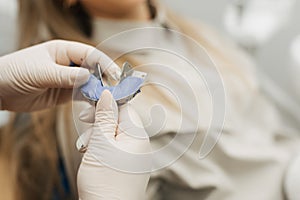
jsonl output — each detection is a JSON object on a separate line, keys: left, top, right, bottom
{"left": 0, "top": 40, "right": 121, "bottom": 112}
{"left": 77, "top": 90, "right": 152, "bottom": 200}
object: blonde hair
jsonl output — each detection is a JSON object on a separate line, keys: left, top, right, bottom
{"left": 1, "top": 0, "right": 256, "bottom": 199}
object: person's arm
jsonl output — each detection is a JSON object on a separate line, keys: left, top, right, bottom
{"left": 77, "top": 90, "right": 152, "bottom": 200}
{"left": 0, "top": 40, "right": 121, "bottom": 112}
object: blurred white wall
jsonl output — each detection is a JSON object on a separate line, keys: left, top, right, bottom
{"left": 163, "top": 0, "right": 300, "bottom": 94}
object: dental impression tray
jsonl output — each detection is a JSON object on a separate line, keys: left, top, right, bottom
{"left": 80, "top": 62, "right": 146, "bottom": 105}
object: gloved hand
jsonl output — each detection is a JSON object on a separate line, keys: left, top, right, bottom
{"left": 77, "top": 90, "right": 152, "bottom": 200}
{"left": 0, "top": 40, "right": 121, "bottom": 112}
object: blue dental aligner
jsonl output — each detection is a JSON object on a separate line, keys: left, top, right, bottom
{"left": 80, "top": 74, "right": 104, "bottom": 101}
{"left": 80, "top": 73, "right": 145, "bottom": 103}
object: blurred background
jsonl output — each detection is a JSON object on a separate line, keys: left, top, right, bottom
{"left": 1, "top": 0, "right": 300, "bottom": 121}
{"left": 163, "top": 0, "right": 300, "bottom": 96}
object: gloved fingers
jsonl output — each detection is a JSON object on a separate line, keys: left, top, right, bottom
{"left": 119, "top": 104, "right": 144, "bottom": 126}
{"left": 77, "top": 161, "right": 150, "bottom": 200}
{"left": 117, "top": 104, "right": 149, "bottom": 140}
{"left": 76, "top": 128, "right": 93, "bottom": 153}
{"left": 42, "top": 64, "right": 90, "bottom": 88}
{"left": 79, "top": 106, "right": 95, "bottom": 123}
{"left": 85, "top": 94, "right": 152, "bottom": 173}
{"left": 47, "top": 40, "right": 91, "bottom": 66}
{"left": 31, "top": 88, "right": 69, "bottom": 110}
{"left": 47, "top": 40, "right": 121, "bottom": 81}
{"left": 72, "top": 89, "right": 89, "bottom": 102}
{"left": 114, "top": 104, "right": 151, "bottom": 156}
{"left": 94, "top": 90, "right": 118, "bottom": 127}
{"left": 55, "top": 88, "right": 88, "bottom": 105}
{"left": 82, "top": 90, "right": 118, "bottom": 165}
{"left": 83, "top": 48, "right": 121, "bottom": 81}
{"left": 77, "top": 91, "right": 117, "bottom": 154}
{"left": 55, "top": 88, "right": 73, "bottom": 105}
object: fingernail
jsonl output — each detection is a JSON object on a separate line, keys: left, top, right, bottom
{"left": 98, "top": 90, "right": 113, "bottom": 109}
{"left": 95, "top": 90, "right": 118, "bottom": 125}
